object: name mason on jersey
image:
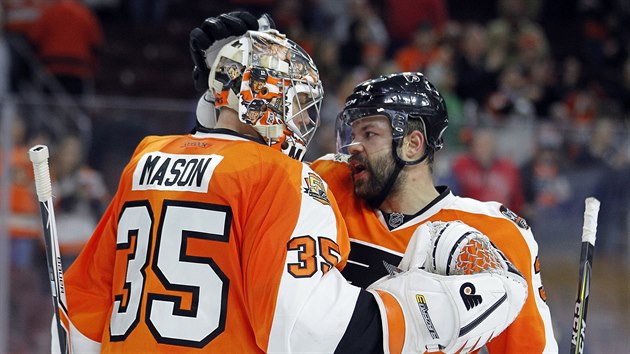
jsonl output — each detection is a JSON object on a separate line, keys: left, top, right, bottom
{"left": 132, "top": 151, "right": 223, "bottom": 193}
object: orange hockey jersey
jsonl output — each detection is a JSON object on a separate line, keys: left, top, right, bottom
{"left": 311, "top": 154, "right": 559, "bottom": 354}
{"left": 60, "top": 130, "right": 383, "bottom": 353}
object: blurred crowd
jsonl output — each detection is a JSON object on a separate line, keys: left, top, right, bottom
{"left": 1, "top": 0, "right": 630, "bottom": 352}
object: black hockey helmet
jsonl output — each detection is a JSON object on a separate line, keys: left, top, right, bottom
{"left": 337, "top": 72, "right": 448, "bottom": 154}
{"left": 337, "top": 72, "right": 449, "bottom": 208}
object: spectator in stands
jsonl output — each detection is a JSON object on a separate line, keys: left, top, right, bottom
{"left": 557, "top": 56, "right": 585, "bottom": 97}
{"left": 29, "top": 0, "right": 103, "bottom": 96}
{"left": 271, "top": 1, "right": 315, "bottom": 55}
{"left": 576, "top": 0, "right": 627, "bottom": 97}
{"left": 51, "top": 134, "right": 109, "bottom": 266}
{"left": 425, "top": 64, "right": 467, "bottom": 153}
{"left": 451, "top": 127, "right": 525, "bottom": 214}
{"left": 339, "top": 0, "right": 389, "bottom": 70}
{"left": 484, "top": 63, "right": 535, "bottom": 123}
{"left": 515, "top": 25, "right": 549, "bottom": 71}
{"left": 1, "top": 0, "right": 49, "bottom": 92}
{"left": 384, "top": 0, "right": 447, "bottom": 51}
{"left": 312, "top": 38, "right": 342, "bottom": 95}
{"left": 526, "top": 56, "right": 561, "bottom": 119}
{"left": 486, "top": 0, "right": 549, "bottom": 73}
{"left": 306, "top": 0, "right": 349, "bottom": 44}
{"left": 562, "top": 80, "right": 602, "bottom": 126}
{"left": 349, "top": 43, "right": 397, "bottom": 85}
{"left": 453, "top": 23, "right": 499, "bottom": 107}
{"left": 570, "top": 117, "right": 630, "bottom": 254}
{"left": 394, "top": 21, "right": 446, "bottom": 73}
{"left": 520, "top": 145, "right": 572, "bottom": 220}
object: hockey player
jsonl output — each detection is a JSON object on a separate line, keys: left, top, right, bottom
{"left": 51, "top": 12, "right": 529, "bottom": 354}
{"left": 311, "top": 72, "right": 559, "bottom": 353}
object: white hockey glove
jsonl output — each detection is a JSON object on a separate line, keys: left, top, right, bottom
{"left": 368, "top": 221, "right": 528, "bottom": 354}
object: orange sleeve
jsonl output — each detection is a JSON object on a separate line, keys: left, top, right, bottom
{"left": 239, "top": 152, "right": 360, "bottom": 352}
{"left": 439, "top": 210, "right": 556, "bottom": 353}
{"left": 64, "top": 197, "right": 119, "bottom": 342}
{"left": 484, "top": 230, "right": 552, "bottom": 353}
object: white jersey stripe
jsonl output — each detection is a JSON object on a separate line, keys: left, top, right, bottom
{"left": 267, "top": 164, "right": 359, "bottom": 353}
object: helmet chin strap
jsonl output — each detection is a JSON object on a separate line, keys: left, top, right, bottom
{"left": 253, "top": 124, "right": 284, "bottom": 143}
{"left": 366, "top": 139, "right": 430, "bottom": 209}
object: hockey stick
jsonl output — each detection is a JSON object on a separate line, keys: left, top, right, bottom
{"left": 28, "top": 145, "right": 72, "bottom": 354}
{"left": 570, "top": 197, "right": 600, "bottom": 354}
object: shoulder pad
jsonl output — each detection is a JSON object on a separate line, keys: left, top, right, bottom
{"left": 499, "top": 205, "right": 530, "bottom": 230}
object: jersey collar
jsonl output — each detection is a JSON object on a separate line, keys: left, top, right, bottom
{"left": 192, "top": 127, "right": 266, "bottom": 144}
{"left": 377, "top": 186, "right": 453, "bottom": 230}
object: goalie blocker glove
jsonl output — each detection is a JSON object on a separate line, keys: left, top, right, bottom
{"left": 368, "top": 221, "right": 528, "bottom": 354}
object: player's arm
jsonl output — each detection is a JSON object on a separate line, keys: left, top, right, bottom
{"left": 366, "top": 221, "right": 528, "bottom": 354}
{"left": 485, "top": 220, "right": 559, "bottom": 353}
{"left": 50, "top": 140, "right": 157, "bottom": 353}
{"left": 51, "top": 198, "right": 121, "bottom": 353}
{"left": 244, "top": 159, "right": 527, "bottom": 353}
{"left": 240, "top": 159, "right": 367, "bottom": 352}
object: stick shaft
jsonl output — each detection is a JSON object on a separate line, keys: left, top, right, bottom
{"left": 28, "top": 145, "right": 71, "bottom": 354}
{"left": 570, "top": 197, "right": 600, "bottom": 354}
{"left": 38, "top": 199, "right": 70, "bottom": 354}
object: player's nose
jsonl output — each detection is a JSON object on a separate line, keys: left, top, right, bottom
{"left": 346, "top": 141, "right": 364, "bottom": 155}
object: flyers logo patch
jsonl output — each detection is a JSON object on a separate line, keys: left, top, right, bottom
{"left": 460, "top": 282, "right": 482, "bottom": 310}
{"left": 500, "top": 205, "right": 530, "bottom": 230}
{"left": 303, "top": 173, "right": 330, "bottom": 205}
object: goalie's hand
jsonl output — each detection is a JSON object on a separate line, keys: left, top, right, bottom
{"left": 369, "top": 267, "right": 527, "bottom": 354}
{"left": 399, "top": 220, "right": 521, "bottom": 277}
{"left": 190, "top": 11, "right": 275, "bottom": 91}
{"left": 368, "top": 221, "right": 528, "bottom": 353}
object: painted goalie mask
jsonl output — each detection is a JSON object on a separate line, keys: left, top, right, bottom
{"left": 209, "top": 29, "right": 323, "bottom": 161}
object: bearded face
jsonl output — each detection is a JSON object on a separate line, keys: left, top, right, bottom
{"left": 344, "top": 115, "right": 406, "bottom": 206}
{"left": 349, "top": 149, "right": 399, "bottom": 203}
